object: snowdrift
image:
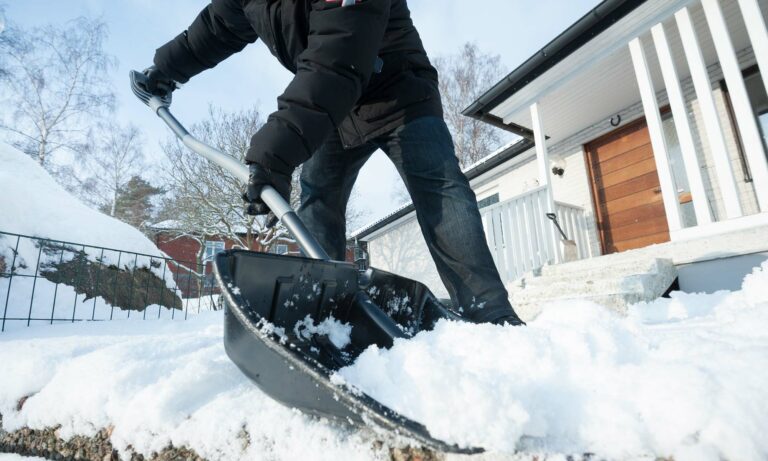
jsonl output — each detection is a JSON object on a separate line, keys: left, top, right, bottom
{"left": 0, "top": 143, "right": 164, "bottom": 257}
{"left": 0, "top": 143, "right": 179, "bottom": 330}
{"left": 1, "top": 262, "right": 767, "bottom": 461}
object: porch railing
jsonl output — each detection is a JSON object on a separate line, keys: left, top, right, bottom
{"left": 480, "top": 187, "right": 590, "bottom": 285}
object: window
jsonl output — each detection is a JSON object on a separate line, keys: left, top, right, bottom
{"left": 477, "top": 193, "right": 500, "bottom": 210}
{"left": 661, "top": 112, "right": 697, "bottom": 228}
{"left": 720, "top": 66, "right": 768, "bottom": 183}
{"left": 271, "top": 244, "right": 288, "bottom": 255}
{"left": 203, "top": 240, "right": 225, "bottom": 261}
{"left": 743, "top": 67, "right": 768, "bottom": 154}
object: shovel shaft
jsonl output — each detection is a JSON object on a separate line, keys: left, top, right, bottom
{"left": 150, "top": 97, "right": 331, "bottom": 261}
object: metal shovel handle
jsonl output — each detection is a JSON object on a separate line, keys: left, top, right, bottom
{"left": 545, "top": 212, "right": 569, "bottom": 241}
{"left": 133, "top": 75, "right": 330, "bottom": 260}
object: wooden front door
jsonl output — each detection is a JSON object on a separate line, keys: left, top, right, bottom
{"left": 585, "top": 118, "right": 670, "bottom": 254}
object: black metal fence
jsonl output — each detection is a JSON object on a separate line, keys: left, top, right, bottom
{"left": 0, "top": 230, "right": 220, "bottom": 333}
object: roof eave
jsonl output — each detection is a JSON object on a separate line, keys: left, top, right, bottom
{"left": 462, "top": 0, "right": 647, "bottom": 125}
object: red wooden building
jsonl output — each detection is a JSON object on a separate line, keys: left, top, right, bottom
{"left": 150, "top": 221, "right": 366, "bottom": 298}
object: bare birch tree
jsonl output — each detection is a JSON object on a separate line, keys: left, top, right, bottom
{"left": 434, "top": 42, "right": 509, "bottom": 169}
{"left": 80, "top": 123, "right": 145, "bottom": 216}
{"left": 0, "top": 16, "right": 115, "bottom": 168}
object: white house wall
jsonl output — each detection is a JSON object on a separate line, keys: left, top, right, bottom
{"left": 365, "top": 216, "right": 449, "bottom": 298}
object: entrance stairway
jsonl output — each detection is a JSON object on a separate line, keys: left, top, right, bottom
{"left": 508, "top": 253, "right": 678, "bottom": 321}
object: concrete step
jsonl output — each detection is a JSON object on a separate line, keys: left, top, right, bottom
{"left": 514, "top": 291, "right": 649, "bottom": 320}
{"left": 518, "top": 259, "right": 675, "bottom": 290}
{"left": 538, "top": 256, "right": 672, "bottom": 278}
{"left": 511, "top": 273, "right": 659, "bottom": 299}
{"left": 508, "top": 256, "right": 678, "bottom": 322}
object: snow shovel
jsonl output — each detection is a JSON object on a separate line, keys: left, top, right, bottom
{"left": 546, "top": 212, "right": 578, "bottom": 262}
{"left": 129, "top": 71, "right": 477, "bottom": 454}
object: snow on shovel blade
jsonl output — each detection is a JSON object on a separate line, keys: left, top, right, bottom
{"left": 214, "top": 249, "right": 479, "bottom": 454}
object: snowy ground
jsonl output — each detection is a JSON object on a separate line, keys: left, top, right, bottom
{"left": 1, "top": 263, "right": 767, "bottom": 461}
{"left": 0, "top": 455, "right": 47, "bottom": 461}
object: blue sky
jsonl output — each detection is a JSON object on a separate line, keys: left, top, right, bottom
{"left": 5, "top": 0, "right": 600, "bottom": 222}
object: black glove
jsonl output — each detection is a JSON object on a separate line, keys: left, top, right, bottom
{"left": 243, "top": 163, "right": 292, "bottom": 225}
{"left": 143, "top": 66, "right": 177, "bottom": 98}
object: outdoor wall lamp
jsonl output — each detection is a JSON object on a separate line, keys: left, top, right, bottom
{"left": 552, "top": 166, "right": 565, "bottom": 177}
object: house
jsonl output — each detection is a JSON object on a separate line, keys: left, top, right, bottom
{"left": 352, "top": 0, "right": 768, "bottom": 319}
{"left": 150, "top": 221, "right": 301, "bottom": 297}
{"left": 151, "top": 221, "right": 365, "bottom": 297}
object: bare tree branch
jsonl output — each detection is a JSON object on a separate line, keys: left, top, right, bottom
{"left": 157, "top": 107, "right": 289, "bottom": 253}
{"left": 0, "top": 16, "right": 116, "bottom": 168}
{"left": 434, "top": 43, "right": 510, "bottom": 169}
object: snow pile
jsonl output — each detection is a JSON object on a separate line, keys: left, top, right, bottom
{"left": 294, "top": 314, "right": 353, "bottom": 349}
{"left": 338, "top": 261, "right": 768, "bottom": 460}
{"left": 0, "top": 143, "right": 163, "bottom": 258}
{"left": 0, "top": 143, "right": 179, "bottom": 330}
{"left": 0, "top": 315, "right": 378, "bottom": 461}
{"left": 1, "top": 263, "right": 767, "bottom": 460}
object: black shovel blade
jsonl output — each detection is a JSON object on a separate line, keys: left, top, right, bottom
{"left": 214, "top": 250, "right": 479, "bottom": 454}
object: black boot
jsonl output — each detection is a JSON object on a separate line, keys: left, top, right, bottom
{"left": 463, "top": 303, "right": 526, "bottom": 326}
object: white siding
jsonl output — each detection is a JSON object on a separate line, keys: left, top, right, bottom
{"left": 366, "top": 216, "right": 448, "bottom": 297}
{"left": 472, "top": 154, "right": 540, "bottom": 202}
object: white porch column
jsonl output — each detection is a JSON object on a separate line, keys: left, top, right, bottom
{"left": 675, "top": 7, "right": 743, "bottom": 219}
{"left": 738, "top": 0, "right": 768, "bottom": 100}
{"left": 651, "top": 23, "right": 713, "bottom": 225}
{"left": 629, "top": 37, "right": 683, "bottom": 232}
{"left": 702, "top": 0, "right": 768, "bottom": 211}
{"left": 530, "top": 102, "right": 561, "bottom": 263}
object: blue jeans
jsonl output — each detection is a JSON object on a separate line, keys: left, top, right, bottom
{"left": 298, "top": 116, "right": 516, "bottom": 322}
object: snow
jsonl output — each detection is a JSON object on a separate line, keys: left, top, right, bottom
{"left": 0, "top": 143, "right": 178, "bottom": 330}
{"left": 0, "top": 143, "right": 166, "bottom": 263}
{"left": 337, "top": 261, "right": 768, "bottom": 460}
{"left": 0, "top": 455, "right": 47, "bottom": 461}
{"left": 1, "top": 262, "right": 767, "bottom": 460}
{"left": 0, "top": 314, "right": 378, "bottom": 461}
{"left": 293, "top": 315, "right": 353, "bottom": 349}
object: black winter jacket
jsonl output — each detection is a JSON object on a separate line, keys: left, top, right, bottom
{"left": 154, "top": 0, "right": 442, "bottom": 174}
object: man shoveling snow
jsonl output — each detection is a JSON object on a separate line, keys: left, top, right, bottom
{"left": 139, "top": 0, "right": 523, "bottom": 326}
{"left": 2, "top": 262, "right": 767, "bottom": 460}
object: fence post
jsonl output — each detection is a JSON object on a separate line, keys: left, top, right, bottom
{"left": 50, "top": 246, "right": 66, "bottom": 324}
{"left": 110, "top": 251, "right": 123, "bottom": 321}
{"left": 158, "top": 259, "right": 167, "bottom": 320}
{"left": 69, "top": 245, "right": 87, "bottom": 324}
{"left": 1, "top": 235, "right": 22, "bottom": 332}
{"left": 26, "top": 243, "right": 45, "bottom": 327}
{"left": 142, "top": 257, "right": 153, "bottom": 320}
{"left": 126, "top": 254, "right": 139, "bottom": 319}
{"left": 91, "top": 248, "right": 105, "bottom": 321}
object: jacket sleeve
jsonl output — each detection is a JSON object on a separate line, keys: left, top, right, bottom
{"left": 245, "top": 0, "right": 391, "bottom": 173}
{"left": 153, "top": 0, "right": 259, "bottom": 83}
